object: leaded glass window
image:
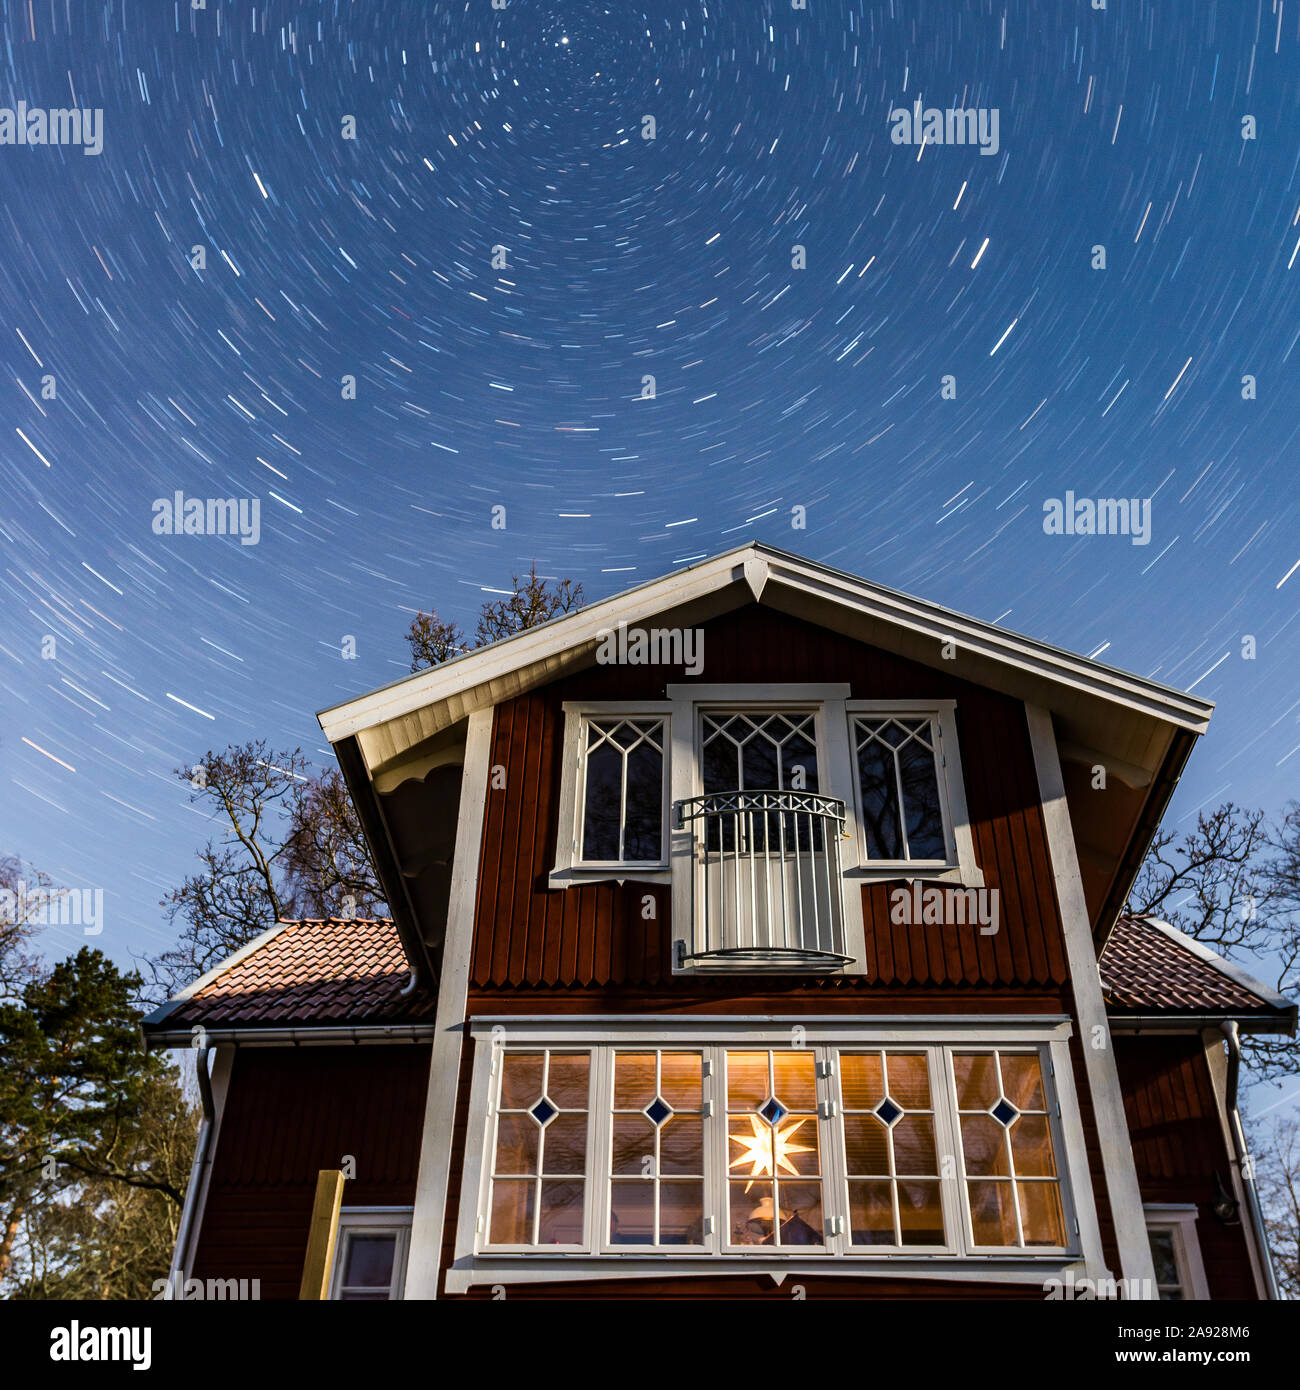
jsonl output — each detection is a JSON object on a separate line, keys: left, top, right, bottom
{"left": 701, "top": 711, "right": 821, "bottom": 852}
{"left": 852, "top": 715, "right": 948, "bottom": 862}
{"left": 488, "top": 1050, "right": 591, "bottom": 1247}
{"left": 579, "top": 718, "right": 666, "bottom": 863}
{"left": 840, "top": 1051, "right": 944, "bottom": 1247}
{"left": 953, "top": 1050, "right": 1066, "bottom": 1248}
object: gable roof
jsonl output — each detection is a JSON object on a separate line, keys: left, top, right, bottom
{"left": 314, "top": 542, "right": 1216, "bottom": 984}
{"left": 140, "top": 919, "right": 437, "bottom": 1044}
{"left": 141, "top": 914, "right": 1293, "bottom": 1045}
{"left": 317, "top": 542, "right": 1213, "bottom": 746}
{"left": 1101, "top": 914, "right": 1296, "bottom": 1032}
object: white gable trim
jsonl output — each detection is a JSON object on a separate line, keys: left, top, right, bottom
{"left": 316, "top": 544, "right": 1213, "bottom": 746}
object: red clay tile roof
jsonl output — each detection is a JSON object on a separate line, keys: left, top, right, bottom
{"left": 147, "top": 918, "right": 436, "bottom": 1032}
{"left": 1100, "top": 914, "right": 1291, "bottom": 1021}
{"left": 144, "top": 913, "right": 1293, "bottom": 1034}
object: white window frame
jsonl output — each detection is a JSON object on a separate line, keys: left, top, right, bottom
{"left": 550, "top": 702, "right": 674, "bottom": 887}
{"left": 844, "top": 700, "right": 984, "bottom": 887}
{"left": 328, "top": 1207, "right": 413, "bottom": 1300}
{"left": 1144, "top": 1204, "right": 1210, "bottom": 1300}
{"left": 450, "top": 1016, "right": 1103, "bottom": 1293}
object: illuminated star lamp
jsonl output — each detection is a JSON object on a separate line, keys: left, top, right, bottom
{"left": 729, "top": 1114, "right": 813, "bottom": 1193}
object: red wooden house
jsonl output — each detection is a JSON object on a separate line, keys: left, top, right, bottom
{"left": 143, "top": 544, "right": 1294, "bottom": 1300}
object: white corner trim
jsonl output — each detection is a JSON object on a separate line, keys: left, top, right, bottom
{"left": 176, "top": 1044, "right": 234, "bottom": 1283}
{"left": 404, "top": 706, "right": 495, "bottom": 1300}
{"left": 1025, "top": 701, "right": 1157, "bottom": 1296}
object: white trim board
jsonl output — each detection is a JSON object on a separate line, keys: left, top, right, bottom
{"left": 404, "top": 706, "right": 495, "bottom": 1300}
{"left": 1026, "top": 702, "right": 1156, "bottom": 1297}
{"left": 317, "top": 543, "right": 1213, "bottom": 745}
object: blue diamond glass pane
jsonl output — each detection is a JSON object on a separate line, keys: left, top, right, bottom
{"left": 530, "top": 1098, "right": 556, "bottom": 1126}
{"left": 992, "top": 1099, "right": 1018, "bottom": 1127}
{"left": 645, "top": 1097, "right": 672, "bottom": 1126}
{"left": 874, "top": 1098, "right": 902, "bottom": 1126}
{"left": 759, "top": 1097, "right": 787, "bottom": 1125}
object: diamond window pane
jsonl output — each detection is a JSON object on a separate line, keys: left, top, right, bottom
{"left": 874, "top": 1097, "right": 902, "bottom": 1126}
{"left": 529, "top": 1097, "right": 557, "bottom": 1126}
{"left": 645, "top": 1097, "right": 673, "bottom": 1126}
{"left": 342, "top": 1234, "right": 396, "bottom": 1289}
{"left": 991, "top": 1098, "right": 1019, "bottom": 1127}
{"left": 759, "top": 1096, "right": 788, "bottom": 1125}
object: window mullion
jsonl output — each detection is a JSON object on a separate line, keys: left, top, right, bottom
{"left": 934, "top": 1046, "right": 971, "bottom": 1256}
{"left": 591, "top": 1047, "right": 612, "bottom": 1253}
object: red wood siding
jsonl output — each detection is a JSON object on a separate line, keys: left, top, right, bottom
{"left": 1114, "top": 1035, "right": 1260, "bottom": 1299}
{"left": 192, "top": 1045, "right": 430, "bottom": 1300}
{"left": 471, "top": 604, "right": 1068, "bottom": 994}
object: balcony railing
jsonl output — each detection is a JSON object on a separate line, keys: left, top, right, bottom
{"left": 675, "top": 789, "right": 852, "bottom": 969}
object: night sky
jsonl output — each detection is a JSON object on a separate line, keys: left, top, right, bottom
{"left": 1, "top": 1, "right": 1297, "bottom": 1006}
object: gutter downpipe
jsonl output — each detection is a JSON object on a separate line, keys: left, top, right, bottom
{"left": 1220, "top": 1021, "right": 1282, "bottom": 1300}
{"left": 165, "top": 1045, "right": 215, "bottom": 1300}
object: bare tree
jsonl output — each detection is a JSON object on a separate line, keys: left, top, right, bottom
{"left": 406, "top": 563, "right": 584, "bottom": 672}
{"left": 149, "top": 744, "right": 385, "bottom": 1001}
{"left": 1250, "top": 1115, "right": 1300, "bottom": 1299}
{"left": 1131, "top": 801, "right": 1300, "bottom": 1081}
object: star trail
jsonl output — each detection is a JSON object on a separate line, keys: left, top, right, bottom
{"left": 1, "top": 1, "right": 1297, "bottom": 967}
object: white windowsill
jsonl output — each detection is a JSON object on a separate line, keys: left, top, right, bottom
{"left": 845, "top": 863, "right": 987, "bottom": 888}
{"left": 548, "top": 866, "right": 672, "bottom": 888}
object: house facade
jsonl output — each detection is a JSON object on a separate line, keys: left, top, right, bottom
{"left": 143, "top": 544, "right": 1294, "bottom": 1300}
